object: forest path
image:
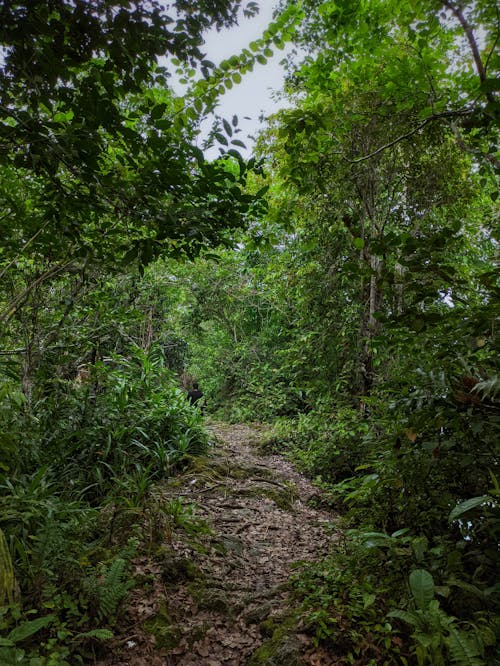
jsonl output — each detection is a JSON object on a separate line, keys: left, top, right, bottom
{"left": 108, "top": 422, "right": 339, "bottom": 666}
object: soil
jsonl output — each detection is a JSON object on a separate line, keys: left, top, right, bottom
{"left": 99, "top": 422, "right": 340, "bottom": 665}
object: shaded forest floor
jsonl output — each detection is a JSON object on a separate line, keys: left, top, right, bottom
{"left": 100, "top": 422, "right": 340, "bottom": 665}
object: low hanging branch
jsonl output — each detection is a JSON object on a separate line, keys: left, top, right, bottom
{"left": 0, "top": 261, "right": 73, "bottom": 324}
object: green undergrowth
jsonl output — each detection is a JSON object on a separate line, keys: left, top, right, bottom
{"left": 0, "top": 345, "right": 210, "bottom": 665}
{"left": 144, "top": 603, "right": 182, "bottom": 650}
{"left": 263, "top": 394, "right": 499, "bottom": 665}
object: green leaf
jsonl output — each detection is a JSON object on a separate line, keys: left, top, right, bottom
{"left": 362, "top": 592, "right": 376, "bottom": 609}
{"left": 255, "top": 185, "right": 270, "bottom": 198}
{"left": 223, "top": 119, "right": 233, "bottom": 137}
{"left": 353, "top": 237, "right": 365, "bottom": 250}
{"left": 8, "top": 615, "right": 55, "bottom": 643}
{"left": 409, "top": 569, "right": 434, "bottom": 611}
{"left": 388, "top": 609, "right": 421, "bottom": 628}
{"left": 214, "top": 132, "right": 228, "bottom": 146}
{"left": 191, "top": 146, "right": 205, "bottom": 166}
{"left": 173, "top": 98, "right": 185, "bottom": 112}
{"left": 150, "top": 103, "right": 167, "bottom": 120}
{"left": 448, "top": 495, "right": 495, "bottom": 522}
{"left": 227, "top": 148, "right": 243, "bottom": 160}
{"left": 155, "top": 118, "right": 172, "bottom": 131}
{"left": 75, "top": 628, "right": 114, "bottom": 640}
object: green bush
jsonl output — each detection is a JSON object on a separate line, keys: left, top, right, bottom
{"left": 0, "top": 344, "right": 209, "bottom": 662}
{"left": 264, "top": 405, "right": 372, "bottom": 483}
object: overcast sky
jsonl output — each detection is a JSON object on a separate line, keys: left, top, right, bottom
{"left": 196, "top": 2, "right": 291, "bottom": 156}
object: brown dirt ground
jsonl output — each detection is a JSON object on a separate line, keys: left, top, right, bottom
{"left": 98, "top": 422, "right": 340, "bottom": 665}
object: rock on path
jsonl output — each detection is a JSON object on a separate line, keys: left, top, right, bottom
{"left": 101, "top": 422, "right": 339, "bottom": 665}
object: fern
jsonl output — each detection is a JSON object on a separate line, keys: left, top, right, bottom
{"left": 472, "top": 375, "right": 500, "bottom": 400}
{"left": 446, "top": 626, "right": 483, "bottom": 666}
{"left": 75, "top": 628, "right": 114, "bottom": 641}
{"left": 83, "top": 554, "right": 134, "bottom": 622}
{"left": 97, "top": 557, "right": 133, "bottom": 621}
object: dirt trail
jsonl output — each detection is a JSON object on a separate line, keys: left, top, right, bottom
{"left": 105, "top": 422, "right": 339, "bottom": 665}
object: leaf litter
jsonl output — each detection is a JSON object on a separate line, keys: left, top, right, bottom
{"left": 98, "top": 422, "right": 340, "bottom": 665}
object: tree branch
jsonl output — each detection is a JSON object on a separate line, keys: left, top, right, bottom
{"left": 451, "top": 122, "right": 500, "bottom": 170}
{"left": 442, "top": 1, "right": 486, "bottom": 82}
{"left": 0, "top": 220, "right": 52, "bottom": 283}
{"left": 344, "top": 110, "right": 472, "bottom": 164}
{"left": 0, "top": 261, "right": 73, "bottom": 324}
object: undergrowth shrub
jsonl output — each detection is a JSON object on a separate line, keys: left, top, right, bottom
{"left": 292, "top": 535, "right": 405, "bottom": 664}
{"left": 264, "top": 405, "right": 372, "bottom": 483}
{"left": 0, "top": 344, "right": 209, "bottom": 662}
{"left": 30, "top": 347, "right": 208, "bottom": 499}
{"left": 271, "top": 372, "right": 498, "bottom": 664}
{"left": 293, "top": 527, "right": 497, "bottom": 665}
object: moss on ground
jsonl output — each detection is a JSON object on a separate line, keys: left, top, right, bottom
{"left": 186, "top": 621, "right": 211, "bottom": 646}
{"left": 143, "top": 603, "right": 182, "bottom": 650}
{"left": 234, "top": 483, "right": 298, "bottom": 511}
{"left": 247, "top": 616, "right": 305, "bottom": 666}
{"left": 158, "top": 551, "right": 201, "bottom": 584}
{"left": 188, "top": 580, "right": 236, "bottom": 616}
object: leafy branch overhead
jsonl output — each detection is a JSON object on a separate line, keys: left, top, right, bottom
{"left": 0, "top": 0, "right": 282, "bottom": 281}
{"left": 284, "top": 0, "right": 499, "bottom": 171}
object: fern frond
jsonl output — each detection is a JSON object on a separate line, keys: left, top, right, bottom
{"left": 388, "top": 609, "right": 423, "bottom": 629}
{"left": 97, "top": 557, "right": 133, "bottom": 621}
{"left": 75, "top": 628, "right": 114, "bottom": 641}
{"left": 446, "top": 626, "right": 483, "bottom": 666}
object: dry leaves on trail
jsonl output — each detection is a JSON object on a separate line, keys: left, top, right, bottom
{"left": 98, "top": 422, "right": 340, "bottom": 666}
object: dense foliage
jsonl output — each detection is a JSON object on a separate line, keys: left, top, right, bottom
{"left": 167, "top": 1, "right": 499, "bottom": 663}
{"left": 0, "top": 1, "right": 286, "bottom": 661}
{"left": 1, "top": 0, "right": 498, "bottom": 664}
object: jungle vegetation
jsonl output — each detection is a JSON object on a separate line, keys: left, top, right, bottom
{"left": 0, "top": 1, "right": 498, "bottom": 664}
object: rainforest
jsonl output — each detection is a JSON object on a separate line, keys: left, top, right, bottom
{"left": 0, "top": 1, "right": 498, "bottom": 664}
